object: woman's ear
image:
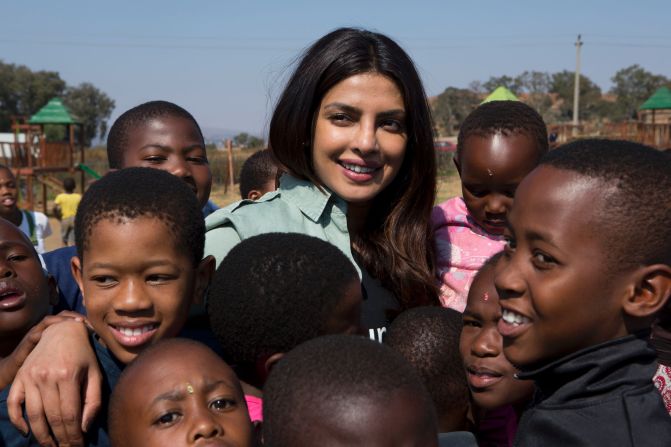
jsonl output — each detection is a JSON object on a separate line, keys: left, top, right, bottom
{"left": 193, "top": 255, "right": 216, "bottom": 305}
{"left": 622, "top": 264, "right": 671, "bottom": 319}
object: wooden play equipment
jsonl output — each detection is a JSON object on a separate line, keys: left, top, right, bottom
{"left": 6, "top": 98, "right": 95, "bottom": 213}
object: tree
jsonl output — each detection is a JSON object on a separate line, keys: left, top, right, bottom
{"left": 0, "top": 61, "right": 66, "bottom": 130}
{"left": 233, "top": 132, "right": 249, "bottom": 147}
{"left": 550, "top": 71, "right": 605, "bottom": 121}
{"left": 432, "top": 87, "right": 481, "bottom": 136}
{"left": 63, "top": 82, "right": 115, "bottom": 146}
{"left": 482, "top": 75, "right": 522, "bottom": 95}
{"left": 514, "top": 71, "right": 560, "bottom": 122}
{"left": 247, "top": 135, "right": 265, "bottom": 148}
{"left": 609, "top": 64, "right": 670, "bottom": 120}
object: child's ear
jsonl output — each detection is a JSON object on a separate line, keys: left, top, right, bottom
{"left": 46, "top": 274, "right": 59, "bottom": 307}
{"left": 247, "top": 190, "right": 262, "bottom": 201}
{"left": 193, "top": 255, "right": 215, "bottom": 305}
{"left": 622, "top": 264, "right": 671, "bottom": 319}
{"left": 263, "top": 352, "right": 285, "bottom": 378}
{"left": 71, "top": 256, "right": 85, "bottom": 306}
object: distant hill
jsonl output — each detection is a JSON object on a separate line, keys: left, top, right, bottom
{"left": 202, "top": 126, "right": 256, "bottom": 145}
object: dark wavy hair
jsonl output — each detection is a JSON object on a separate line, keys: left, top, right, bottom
{"left": 269, "top": 28, "right": 438, "bottom": 309}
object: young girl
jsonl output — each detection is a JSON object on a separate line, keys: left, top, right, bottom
{"left": 460, "top": 254, "right": 534, "bottom": 446}
{"left": 205, "top": 27, "right": 439, "bottom": 335}
{"left": 432, "top": 101, "right": 548, "bottom": 311}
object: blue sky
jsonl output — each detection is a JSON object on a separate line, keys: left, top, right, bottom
{"left": 2, "top": 0, "right": 669, "bottom": 138}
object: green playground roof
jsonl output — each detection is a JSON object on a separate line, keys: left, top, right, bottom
{"left": 29, "top": 98, "right": 79, "bottom": 124}
{"left": 482, "top": 86, "right": 519, "bottom": 103}
{"left": 640, "top": 86, "right": 671, "bottom": 110}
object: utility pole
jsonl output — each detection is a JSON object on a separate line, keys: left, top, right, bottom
{"left": 572, "top": 34, "right": 583, "bottom": 134}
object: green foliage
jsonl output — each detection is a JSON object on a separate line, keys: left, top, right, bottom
{"left": 233, "top": 132, "right": 264, "bottom": 148}
{"left": 0, "top": 60, "right": 66, "bottom": 130}
{"left": 432, "top": 87, "right": 481, "bottom": 136}
{"left": 483, "top": 75, "right": 522, "bottom": 95}
{"left": 63, "top": 82, "right": 115, "bottom": 146}
{"left": 44, "top": 124, "right": 66, "bottom": 142}
{"left": 609, "top": 65, "right": 670, "bottom": 120}
{"left": 550, "top": 71, "right": 606, "bottom": 121}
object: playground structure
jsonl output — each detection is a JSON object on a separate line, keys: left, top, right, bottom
{"left": 3, "top": 98, "right": 99, "bottom": 214}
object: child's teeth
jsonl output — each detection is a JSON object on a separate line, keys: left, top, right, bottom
{"left": 342, "top": 163, "right": 375, "bottom": 174}
{"left": 118, "top": 325, "right": 155, "bottom": 336}
{"left": 502, "top": 309, "right": 530, "bottom": 325}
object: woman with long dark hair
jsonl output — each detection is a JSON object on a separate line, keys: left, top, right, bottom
{"left": 206, "top": 28, "right": 439, "bottom": 332}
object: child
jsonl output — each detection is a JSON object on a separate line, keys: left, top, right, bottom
{"left": 496, "top": 139, "right": 671, "bottom": 445}
{"left": 0, "top": 166, "right": 52, "bottom": 254}
{"left": 44, "top": 100, "right": 214, "bottom": 314}
{"left": 207, "top": 232, "right": 363, "bottom": 421}
{"left": 385, "top": 306, "right": 476, "bottom": 445}
{"left": 263, "top": 334, "right": 439, "bottom": 446}
{"left": 432, "top": 101, "right": 548, "bottom": 311}
{"left": 239, "top": 149, "right": 278, "bottom": 200}
{"left": 53, "top": 177, "right": 81, "bottom": 247}
{"left": 0, "top": 167, "right": 213, "bottom": 446}
{"left": 108, "top": 338, "right": 255, "bottom": 447}
{"left": 460, "top": 253, "right": 533, "bottom": 447}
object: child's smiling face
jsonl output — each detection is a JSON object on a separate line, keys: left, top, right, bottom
{"left": 460, "top": 263, "right": 534, "bottom": 409}
{"left": 457, "top": 133, "right": 540, "bottom": 235}
{"left": 123, "top": 116, "right": 212, "bottom": 208}
{"left": 495, "top": 165, "right": 630, "bottom": 369}
{"left": 112, "top": 341, "right": 254, "bottom": 447}
{"left": 72, "top": 217, "right": 211, "bottom": 364}
{"left": 0, "top": 219, "right": 57, "bottom": 354}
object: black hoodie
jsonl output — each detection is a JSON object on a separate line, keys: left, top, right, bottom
{"left": 513, "top": 334, "right": 671, "bottom": 447}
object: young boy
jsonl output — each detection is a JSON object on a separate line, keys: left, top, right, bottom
{"left": 263, "top": 335, "right": 439, "bottom": 446}
{"left": 207, "top": 232, "right": 362, "bottom": 421}
{"left": 239, "top": 149, "right": 278, "bottom": 200}
{"left": 432, "top": 101, "right": 548, "bottom": 311}
{"left": 44, "top": 100, "right": 214, "bottom": 314}
{"left": 53, "top": 177, "right": 81, "bottom": 247}
{"left": 0, "top": 168, "right": 214, "bottom": 446}
{"left": 108, "top": 338, "right": 255, "bottom": 447}
{"left": 385, "top": 306, "right": 474, "bottom": 443}
{"left": 460, "top": 254, "right": 533, "bottom": 446}
{"left": 496, "top": 139, "right": 671, "bottom": 446}
{"left": 0, "top": 166, "right": 52, "bottom": 254}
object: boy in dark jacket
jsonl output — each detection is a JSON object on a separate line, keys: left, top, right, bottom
{"left": 495, "top": 139, "right": 671, "bottom": 446}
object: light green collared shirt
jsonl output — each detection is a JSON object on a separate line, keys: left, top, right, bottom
{"left": 204, "top": 174, "right": 361, "bottom": 278}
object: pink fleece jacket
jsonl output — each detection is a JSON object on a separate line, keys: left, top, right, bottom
{"left": 432, "top": 197, "right": 505, "bottom": 311}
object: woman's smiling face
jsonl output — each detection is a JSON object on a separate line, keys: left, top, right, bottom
{"left": 311, "top": 72, "right": 407, "bottom": 206}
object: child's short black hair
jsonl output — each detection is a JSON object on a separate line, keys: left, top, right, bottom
{"left": 62, "top": 177, "right": 75, "bottom": 193}
{"left": 263, "top": 334, "right": 436, "bottom": 446}
{"left": 541, "top": 139, "right": 671, "bottom": 270}
{"left": 385, "top": 306, "right": 469, "bottom": 419}
{"left": 207, "top": 233, "right": 358, "bottom": 373}
{"left": 239, "top": 149, "right": 277, "bottom": 199}
{"left": 457, "top": 100, "right": 549, "bottom": 158}
{"left": 106, "top": 100, "right": 204, "bottom": 169}
{"left": 74, "top": 167, "right": 204, "bottom": 264}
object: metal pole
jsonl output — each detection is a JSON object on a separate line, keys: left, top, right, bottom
{"left": 572, "top": 34, "right": 583, "bottom": 135}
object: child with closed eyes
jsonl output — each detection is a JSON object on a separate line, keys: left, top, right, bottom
{"left": 431, "top": 101, "right": 548, "bottom": 311}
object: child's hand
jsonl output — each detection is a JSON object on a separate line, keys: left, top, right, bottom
{"left": 7, "top": 319, "right": 102, "bottom": 447}
{"left": 0, "top": 311, "right": 85, "bottom": 389}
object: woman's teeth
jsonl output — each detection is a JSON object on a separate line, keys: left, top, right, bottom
{"left": 341, "top": 162, "right": 376, "bottom": 174}
{"left": 502, "top": 309, "right": 531, "bottom": 325}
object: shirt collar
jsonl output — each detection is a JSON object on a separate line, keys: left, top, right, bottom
{"left": 279, "top": 174, "right": 347, "bottom": 222}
